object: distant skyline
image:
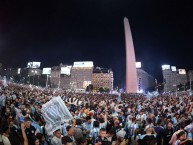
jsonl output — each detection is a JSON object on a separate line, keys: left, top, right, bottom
{"left": 1, "top": 0, "right": 193, "bottom": 88}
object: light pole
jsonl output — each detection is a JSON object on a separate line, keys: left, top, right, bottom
{"left": 32, "top": 70, "right": 37, "bottom": 85}
{"left": 58, "top": 72, "right": 61, "bottom": 90}
{"left": 46, "top": 74, "right": 49, "bottom": 88}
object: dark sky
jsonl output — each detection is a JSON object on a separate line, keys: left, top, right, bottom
{"left": 0, "top": 0, "right": 193, "bottom": 88}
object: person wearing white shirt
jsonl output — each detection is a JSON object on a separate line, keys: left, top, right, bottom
{"left": 136, "top": 110, "right": 146, "bottom": 133}
{"left": 169, "top": 123, "right": 187, "bottom": 145}
{"left": 184, "top": 120, "right": 193, "bottom": 140}
{"left": 1, "top": 126, "right": 11, "bottom": 145}
{"left": 174, "top": 130, "right": 190, "bottom": 145}
{"left": 51, "top": 129, "right": 62, "bottom": 145}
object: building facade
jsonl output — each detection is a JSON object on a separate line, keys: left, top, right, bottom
{"left": 137, "top": 69, "right": 155, "bottom": 92}
{"left": 92, "top": 67, "right": 113, "bottom": 91}
{"left": 70, "top": 61, "right": 93, "bottom": 90}
{"left": 162, "top": 66, "right": 187, "bottom": 92}
{"left": 50, "top": 65, "right": 71, "bottom": 89}
{"left": 163, "top": 69, "right": 177, "bottom": 92}
{"left": 188, "top": 70, "right": 193, "bottom": 82}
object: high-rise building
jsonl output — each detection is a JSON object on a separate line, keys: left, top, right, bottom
{"left": 50, "top": 64, "right": 71, "bottom": 89}
{"left": 92, "top": 67, "right": 113, "bottom": 91}
{"left": 50, "top": 66, "right": 60, "bottom": 88}
{"left": 137, "top": 68, "right": 155, "bottom": 92}
{"left": 71, "top": 61, "right": 93, "bottom": 90}
{"left": 163, "top": 69, "right": 177, "bottom": 92}
{"left": 162, "top": 65, "right": 187, "bottom": 92}
{"left": 124, "top": 17, "right": 138, "bottom": 93}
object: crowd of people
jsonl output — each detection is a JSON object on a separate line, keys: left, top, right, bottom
{"left": 1, "top": 81, "right": 193, "bottom": 145}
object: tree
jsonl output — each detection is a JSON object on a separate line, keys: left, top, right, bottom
{"left": 86, "top": 86, "right": 89, "bottom": 92}
{"left": 99, "top": 87, "right": 104, "bottom": 92}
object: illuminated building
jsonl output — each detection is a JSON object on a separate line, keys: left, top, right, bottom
{"left": 92, "top": 67, "right": 113, "bottom": 91}
{"left": 137, "top": 68, "right": 155, "bottom": 92}
{"left": 50, "top": 64, "right": 71, "bottom": 89}
{"left": 162, "top": 65, "right": 187, "bottom": 92}
{"left": 71, "top": 61, "right": 93, "bottom": 90}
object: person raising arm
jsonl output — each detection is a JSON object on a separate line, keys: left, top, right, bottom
{"left": 21, "top": 123, "right": 28, "bottom": 145}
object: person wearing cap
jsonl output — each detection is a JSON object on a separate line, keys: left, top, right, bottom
{"left": 112, "top": 129, "right": 127, "bottom": 145}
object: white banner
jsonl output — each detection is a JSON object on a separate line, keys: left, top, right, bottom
{"left": 42, "top": 68, "right": 51, "bottom": 75}
{"left": 27, "top": 62, "right": 41, "bottom": 68}
{"left": 146, "top": 91, "right": 159, "bottom": 99}
{"left": 162, "top": 65, "right": 170, "bottom": 70}
{"left": 41, "top": 97, "right": 73, "bottom": 136}
{"left": 73, "top": 61, "right": 93, "bottom": 68}
{"left": 61, "top": 66, "right": 72, "bottom": 75}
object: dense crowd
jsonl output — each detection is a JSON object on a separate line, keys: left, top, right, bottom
{"left": 1, "top": 81, "right": 193, "bottom": 145}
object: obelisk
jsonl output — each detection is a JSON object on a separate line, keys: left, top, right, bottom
{"left": 124, "top": 17, "right": 138, "bottom": 93}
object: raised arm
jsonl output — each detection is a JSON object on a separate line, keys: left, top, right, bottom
{"left": 21, "top": 123, "right": 28, "bottom": 145}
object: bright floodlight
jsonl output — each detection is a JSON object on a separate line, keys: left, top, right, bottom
{"left": 18, "top": 68, "right": 21, "bottom": 74}
{"left": 137, "top": 89, "right": 143, "bottom": 93}
{"left": 162, "top": 65, "right": 170, "bottom": 70}
{"left": 171, "top": 66, "right": 177, "bottom": 71}
{"left": 61, "top": 66, "right": 72, "bottom": 75}
{"left": 42, "top": 68, "right": 51, "bottom": 75}
{"left": 136, "top": 62, "right": 141, "bottom": 68}
{"left": 179, "top": 69, "right": 186, "bottom": 74}
{"left": 27, "top": 62, "right": 41, "bottom": 68}
{"left": 73, "top": 61, "right": 93, "bottom": 68}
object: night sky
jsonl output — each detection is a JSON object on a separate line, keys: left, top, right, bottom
{"left": 0, "top": 0, "right": 193, "bottom": 88}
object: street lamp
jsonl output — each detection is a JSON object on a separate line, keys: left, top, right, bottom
{"left": 28, "top": 75, "right": 30, "bottom": 84}
{"left": 58, "top": 71, "right": 61, "bottom": 90}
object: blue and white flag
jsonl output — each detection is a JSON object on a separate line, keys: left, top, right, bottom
{"left": 41, "top": 97, "right": 73, "bottom": 136}
{"left": 0, "top": 94, "right": 6, "bottom": 107}
{"left": 3, "top": 76, "right": 7, "bottom": 88}
{"left": 146, "top": 91, "right": 159, "bottom": 99}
